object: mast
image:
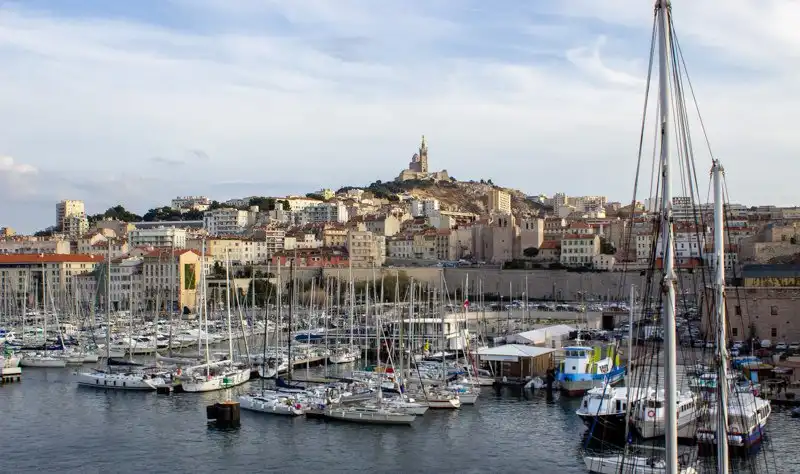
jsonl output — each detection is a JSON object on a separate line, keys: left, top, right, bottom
{"left": 712, "top": 160, "right": 730, "bottom": 472}
{"left": 225, "top": 249, "right": 234, "bottom": 363}
{"left": 287, "top": 258, "right": 294, "bottom": 380}
{"left": 105, "top": 241, "right": 111, "bottom": 364}
{"left": 623, "top": 284, "right": 635, "bottom": 449}
{"left": 656, "top": 1, "right": 679, "bottom": 472}
{"left": 202, "top": 240, "right": 210, "bottom": 377}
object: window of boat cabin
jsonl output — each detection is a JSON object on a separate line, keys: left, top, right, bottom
{"left": 646, "top": 400, "right": 663, "bottom": 409}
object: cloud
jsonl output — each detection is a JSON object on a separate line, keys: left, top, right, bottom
{"left": 0, "top": 0, "right": 797, "bottom": 233}
{"left": 150, "top": 156, "right": 186, "bottom": 166}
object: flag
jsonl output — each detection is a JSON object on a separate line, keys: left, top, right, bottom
{"left": 463, "top": 299, "right": 469, "bottom": 309}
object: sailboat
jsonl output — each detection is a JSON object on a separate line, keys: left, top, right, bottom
{"left": 76, "top": 241, "right": 166, "bottom": 391}
{"left": 328, "top": 259, "right": 361, "bottom": 364}
{"left": 181, "top": 246, "right": 250, "bottom": 393}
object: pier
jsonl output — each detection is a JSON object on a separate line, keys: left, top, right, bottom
{"left": 0, "top": 366, "right": 22, "bottom": 384}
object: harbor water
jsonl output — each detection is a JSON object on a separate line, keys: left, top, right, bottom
{"left": 3, "top": 367, "right": 798, "bottom": 473}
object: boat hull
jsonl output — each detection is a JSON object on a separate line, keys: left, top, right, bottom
{"left": 181, "top": 368, "right": 251, "bottom": 393}
{"left": 559, "top": 368, "right": 625, "bottom": 396}
{"left": 696, "top": 420, "right": 768, "bottom": 453}
{"left": 584, "top": 455, "right": 697, "bottom": 474}
{"left": 578, "top": 412, "right": 628, "bottom": 438}
{"left": 239, "top": 395, "right": 304, "bottom": 416}
{"left": 75, "top": 371, "right": 162, "bottom": 390}
{"left": 20, "top": 357, "right": 67, "bottom": 368}
{"left": 324, "top": 408, "right": 415, "bottom": 425}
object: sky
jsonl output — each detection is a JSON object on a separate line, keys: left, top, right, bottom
{"left": 0, "top": 0, "right": 798, "bottom": 233}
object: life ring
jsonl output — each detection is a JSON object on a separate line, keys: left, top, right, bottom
{"left": 647, "top": 410, "right": 656, "bottom": 418}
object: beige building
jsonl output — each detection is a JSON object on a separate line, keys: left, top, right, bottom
{"left": 488, "top": 189, "right": 512, "bottom": 215}
{"left": 0, "top": 237, "right": 71, "bottom": 255}
{"left": 142, "top": 249, "right": 201, "bottom": 313}
{"left": 387, "top": 233, "right": 414, "bottom": 259}
{"left": 702, "top": 287, "right": 800, "bottom": 343}
{"left": 347, "top": 230, "right": 386, "bottom": 268}
{"left": 474, "top": 215, "right": 515, "bottom": 264}
{"left": 0, "top": 253, "right": 103, "bottom": 298}
{"left": 535, "top": 240, "right": 561, "bottom": 263}
{"left": 364, "top": 214, "right": 401, "bottom": 237}
{"left": 203, "top": 208, "right": 254, "bottom": 235}
{"left": 518, "top": 218, "right": 544, "bottom": 254}
{"left": 739, "top": 223, "right": 800, "bottom": 264}
{"left": 560, "top": 234, "right": 601, "bottom": 267}
{"left": 56, "top": 199, "right": 86, "bottom": 233}
{"left": 322, "top": 226, "right": 348, "bottom": 248}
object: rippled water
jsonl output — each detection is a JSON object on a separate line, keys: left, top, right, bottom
{"left": 2, "top": 368, "right": 796, "bottom": 473}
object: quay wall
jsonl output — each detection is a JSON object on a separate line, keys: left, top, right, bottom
{"left": 306, "top": 268, "right": 703, "bottom": 301}
{"left": 237, "top": 266, "right": 704, "bottom": 301}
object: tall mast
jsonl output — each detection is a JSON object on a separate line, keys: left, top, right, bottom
{"left": 656, "top": 1, "right": 679, "bottom": 472}
{"left": 712, "top": 160, "right": 730, "bottom": 472}
{"left": 105, "top": 240, "right": 111, "bottom": 363}
{"left": 287, "top": 258, "right": 294, "bottom": 380}
{"left": 225, "top": 249, "right": 234, "bottom": 362}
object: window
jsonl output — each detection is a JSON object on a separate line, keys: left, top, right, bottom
{"left": 771, "top": 306, "right": 778, "bottom": 316}
{"left": 735, "top": 305, "right": 741, "bottom": 316}
{"left": 771, "top": 328, "right": 777, "bottom": 338}
{"left": 731, "top": 327, "right": 738, "bottom": 337}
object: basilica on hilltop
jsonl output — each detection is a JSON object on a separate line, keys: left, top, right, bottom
{"left": 396, "top": 135, "right": 450, "bottom": 182}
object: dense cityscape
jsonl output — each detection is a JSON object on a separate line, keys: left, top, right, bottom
{"left": 1, "top": 1, "right": 797, "bottom": 473}
{"left": 1, "top": 135, "right": 799, "bottom": 344}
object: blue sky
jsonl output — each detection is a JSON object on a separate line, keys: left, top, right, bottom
{"left": 0, "top": 0, "right": 798, "bottom": 232}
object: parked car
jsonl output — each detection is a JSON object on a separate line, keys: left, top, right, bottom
{"left": 775, "top": 342, "right": 788, "bottom": 351}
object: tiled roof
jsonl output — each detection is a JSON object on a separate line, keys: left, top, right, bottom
{"left": 0, "top": 254, "right": 105, "bottom": 264}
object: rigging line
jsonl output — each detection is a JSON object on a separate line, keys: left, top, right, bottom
{"left": 721, "top": 180, "right": 776, "bottom": 474}
{"left": 618, "top": 11, "right": 658, "bottom": 300}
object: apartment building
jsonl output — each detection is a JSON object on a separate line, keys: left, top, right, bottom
{"left": 129, "top": 227, "right": 187, "bottom": 249}
{"left": 347, "top": 230, "right": 386, "bottom": 268}
{"left": 387, "top": 233, "right": 414, "bottom": 259}
{"left": 56, "top": 199, "right": 85, "bottom": 232}
{"left": 0, "top": 237, "right": 71, "bottom": 255}
{"left": 300, "top": 202, "right": 348, "bottom": 224}
{"left": 203, "top": 208, "right": 253, "bottom": 235}
{"left": 104, "top": 256, "right": 144, "bottom": 311}
{"left": 364, "top": 214, "right": 401, "bottom": 237}
{"left": 559, "top": 234, "right": 600, "bottom": 267}
{"left": 410, "top": 198, "right": 440, "bottom": 218}
{"left": 0, "top": 254, "right": 103, "bottom": 298}
{"left": 488, "top": 189, "right": 512, "bottom": 215}
{"left": 322, "top": 226, "right": 348, "bottom": 248}
{"left": 141, "top": 249, "right": 201, "bottom": 313}
{"left": 171, "top": 196, "right": 211, "bottom": 213}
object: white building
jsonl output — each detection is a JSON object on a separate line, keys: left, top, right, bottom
{"left": 655, "top": 230, "right": 705, "bottom": 266}
{"left": 560, "top": 234, "right": 600, "bottom": 267}
{"left": 592, "top": 254, "right": 616, "bottom": 271}
{"left": 300, "top": 202, "right": 348, "bottom": 224}
{"left": 277, "top": 197, "right": 323, "bottom": 212}
{"left": 129, "top": 227, "right": 187, "bottom": 249}
{"left": 171, "top": 196, "right": 211, "bottom": 213}
{"left": 109, "top": 256, "right": 144, "bottom": 311}
{"left": 203, "top": 208, "right": 252, "bottom": 235}
{"left": 410, "top": 198, "right": 440, "bottom": 218}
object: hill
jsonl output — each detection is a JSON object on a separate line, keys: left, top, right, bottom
{"left": 339, "top": 179, "right": 549, "bottom": 217}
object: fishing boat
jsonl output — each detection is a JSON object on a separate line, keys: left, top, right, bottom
{"left": 632, "top": 390, "right": 701, "bottom": 439}
{"left": 695, "top": 392, "right": 771, "bottom": 452}
{"left": 556, "top": 345, "right": 625, "bottom": 396}
{"left": 576, "top": 385, "right": 649, "bottom": 437}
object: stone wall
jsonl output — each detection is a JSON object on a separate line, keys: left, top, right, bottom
{"left": 709, "top": 287, "right": 800, "bottom": 343}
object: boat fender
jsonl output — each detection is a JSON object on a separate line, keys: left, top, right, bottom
{"left": 647, "top": 410, "right": 655, "bottom": 418}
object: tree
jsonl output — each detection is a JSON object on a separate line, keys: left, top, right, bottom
{"left": 34, "top": 229, "right": 54, "bottom": 237}
{"left": 487, "top": 179, "right": 494, "bottom": 185}
{"left": 523, "top": 247, "right": 539, "bottom": 258}
{"left": 249, "top": 196, "right": 277, "bottom": 211}
{"left": 305, "top": 193, "right": 325, "bottom": 201}
{"left": 89, "top": 205, "right": 142, "bottom": 223}
{"left": 600, "top": 237, "right": 616, "bottom": 255}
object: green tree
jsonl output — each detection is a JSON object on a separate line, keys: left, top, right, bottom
{"left": 523, "top": 247, "right": 539, "bottom": 258}
{"left": 600, "top": 237, "right": 616, "bottom": 255}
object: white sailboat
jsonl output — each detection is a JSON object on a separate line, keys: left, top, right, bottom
{"left": 181, "top": 246, "right": 250, "bottom": 393}
{"left": 77, "top": 241, "right": 166, "bottom": 391}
